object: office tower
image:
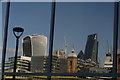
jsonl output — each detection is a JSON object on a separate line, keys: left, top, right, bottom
{"left": 67, "top": 49, "right": 77, "bottom": 73}
{"left": 31, "top": 56, "right": 48, "bottom": 73}
{"left": 58, "top": 58, "right": 67, "bottom": 73}
{"left": 52, "top": 49, "right": 67, "bottom": 73}
{"left": 104, "top": 49, "right": 113, "bottom": 71}
{"left": 5, "top": 56, "right": 31, "bottom": 72}
{"left": 22, "top": 35, "right": 47, "bottom": 57}
{"left": 84, "top": 33, "right": 98, "bottom": 63}
{"left": 53, "top": 49, "right": 66, "bottom": 59}
{"left": 31, "top": 56, "right": 60, "bottom": 73}
{"left": 77, "top": 50, "right": 84, "bottom": 59}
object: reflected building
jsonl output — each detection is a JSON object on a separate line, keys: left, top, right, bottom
{"left": 31, "top": 56, "right": 48, "bottom": 73}
{"left": 53, "top": 49, "right": 66, "bottom": 59}
{"left": 5, "top": 56, "right": 31, "bottom": 73}
{"left": 67, "top": 49, "right": 77, "bottom": 73}
{"left": 22, "top": 35, "right": 47, "bottom": 57}
{"left": 84, "top": 33, "right": 98, "bottom": 63}
{"left": 31, "top": 56, "right": 60, "bottom": 73}
{"left": 117, "top": 48, "right": 120, "bottom": 73}
{"left": 104, "top": 48, "right": 113, "bottom": 72}
{"left": 77, "top": 50, "right": 84, "bottom": 59}
{"left": 53, "top": 49, "right": 67, "bottom": 73}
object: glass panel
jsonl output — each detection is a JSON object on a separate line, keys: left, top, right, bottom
{"left": 0, "top": 1, "right": 2, "bottom": 63}
{"left": 117, "top": 2, "right": 120, "bottom": 74}
{"left": 0, "top": 1, "right": 3, "bottom": 79}
{"left": 2, "top": 2, "right": 51, "bottom": 74}
{"left": 53, "top": 2, "right": 114, "bottom": 73}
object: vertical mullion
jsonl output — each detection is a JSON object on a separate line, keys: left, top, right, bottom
{"left": 113, "top": 1, "right": 119, "bottom": 79}
{"left": 48, "top": 0, "right": 56, "bottom": 80}
{"left": 1, "top": 0, "right": 10, "bottom": 80}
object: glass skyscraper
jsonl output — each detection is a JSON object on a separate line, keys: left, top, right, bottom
{"left": 84, "top": 33, "right": 98, "bottom": 63}
{"left": 22, "top": 35, "right": 47, "bottom": 57}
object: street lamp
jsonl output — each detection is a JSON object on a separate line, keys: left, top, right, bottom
{"left": 12, "top": 27, "right": 24, "bottom": 80}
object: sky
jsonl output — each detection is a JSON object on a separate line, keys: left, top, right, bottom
{"left": 1, "top": 2, "right": 120, "bottom": 67}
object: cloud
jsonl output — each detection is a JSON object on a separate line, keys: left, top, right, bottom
{"left": 0, "top": 46, "right": 23, "bottom": 54}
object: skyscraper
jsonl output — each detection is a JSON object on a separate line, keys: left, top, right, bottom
{"left": 84, "top": 33, "right": 98, "bottom": 63}
{"left": 22, "top": 35, "right": 47, "bottom": 57}
{"left": 77, "top": 50, "right": 84, "bottom": 59}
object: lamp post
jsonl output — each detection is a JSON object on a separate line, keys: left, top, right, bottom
{"left": 12, "top": 27, "right": 24, "bottom": 80}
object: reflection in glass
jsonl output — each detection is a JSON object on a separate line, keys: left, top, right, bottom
{"left": 117, "top": 4, "right": 120, "bottom": 73}
{"left": 53, "top": 2, "right": 114, "bottom": 73}
{"left": 3, "top": 2, "right": 51, "bottom": 74}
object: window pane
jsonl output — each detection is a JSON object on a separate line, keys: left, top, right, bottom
{"left": 0, "top": 2, "right": 3, "bottom": 79}
{"left": 53, "top": 2, "right": 114, "bottom": 73}
{"left": 2, "top": 2, "right": 51, "bottom": 74}
{"left": 117, "top": 2, "right": 120, "bottom": 74}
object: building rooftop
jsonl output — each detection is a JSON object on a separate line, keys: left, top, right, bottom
{"left": 68, "top": 49, "right": 77, "bottom": 58}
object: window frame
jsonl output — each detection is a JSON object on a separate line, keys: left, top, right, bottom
{"left": 1, "top": 1, "right": 120, "bottom": 80}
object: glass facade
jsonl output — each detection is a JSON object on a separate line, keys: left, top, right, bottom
{"left": 23, "top": 35, "right": 47, "bottom": 57}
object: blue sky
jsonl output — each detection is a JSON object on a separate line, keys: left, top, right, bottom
{"left": 1, "top": 2, "right": 120, "bottom": 67}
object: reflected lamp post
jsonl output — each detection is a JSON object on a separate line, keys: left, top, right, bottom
{"left": 12, "top": 27, "right": 24, "bottom": 80}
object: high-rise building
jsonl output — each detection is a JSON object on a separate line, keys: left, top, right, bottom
{"left": 77, "top": 50, "right": 84, "bottom": 59}
{"left": 58, "top": 58, "right": 67, "bottom": 73}
{"left": 84, "top": 33, "right": 98, "bottom": 63}
{"left": 31, "top": 56, "right": 48, "bottom": 73}
{"left": 22, "top": 35, "right": 47, "bottom": 57}
{"left": 31, "top": 56, "right": 60, "bottom": 73}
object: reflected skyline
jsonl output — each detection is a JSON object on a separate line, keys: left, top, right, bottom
{"left": 2, "top": 2, "right": 115, "bottom": 68}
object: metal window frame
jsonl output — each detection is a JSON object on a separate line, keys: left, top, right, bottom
{"left": 1, "top": 1, "right": 120, "bottom": 80}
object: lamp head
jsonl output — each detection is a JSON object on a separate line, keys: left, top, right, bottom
{"left": 13, "top": 27, "right": 24, "bottom": 38}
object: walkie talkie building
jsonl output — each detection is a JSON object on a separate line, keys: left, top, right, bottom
{"left": 22, "top": 35, "right": 47, "bottom": 57}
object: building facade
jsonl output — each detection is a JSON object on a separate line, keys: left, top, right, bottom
{"left": 77, "top": 50, "right": 84, "bottom": 59}
{"left": 53, "top": 49, "right": 66, "bottom": 59}
{"left": 5, "top": 56, "right": 31, "bottom": 73}
{"left": 84, "top": 33, "right": 98, "bottom": 63}
{"left": 104, "top": 49, "right": 113, "bottom": 73}
{"left": 22, "top": 35, "right": 47, "bottom": 57}
{"left": 58, "top": 58, "right": 67, "bottom": 73}
{"left": 31, "top": 56, "right": 48, "bottom": 73}
{"left": 67, "top": 49, "right": 78, "bottom": 73}
{"left": 31, "top": 56, "right": 60, "bottom": 73}
{"left": 117, "top": 48, "right": 120, "bottom": 73}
